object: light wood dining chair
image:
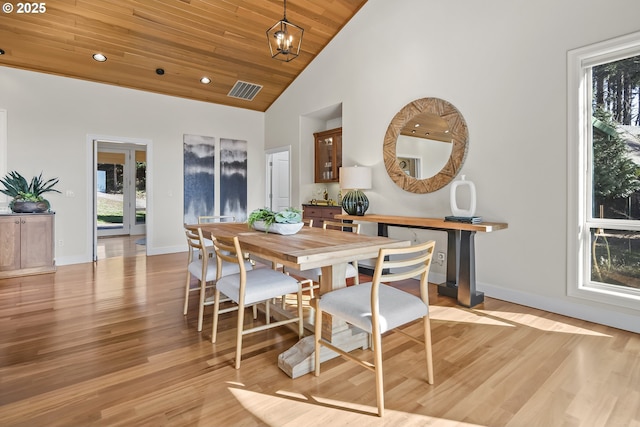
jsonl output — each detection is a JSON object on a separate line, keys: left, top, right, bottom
{"left": 197, "top": 215, "right": 235, "bottom": 252}
{"left": 198, "top": 215, "right": 235, "bottom": 223}
{"left": 210, "top": 234, "right": 311, "bottom": 369}
{"left": 183, "top": 226, "right": 251, "bottom": 331}
{"left": 313, "top": 240, "right": 436, "bottom": 417}
{"left": 289, "top": 220, "right": 361, "bottom": 297}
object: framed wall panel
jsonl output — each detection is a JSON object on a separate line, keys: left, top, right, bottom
{"left": 220, "top": 138, "right": 247, "bottom": 221}
{"left": 183, "top": 134, "right": 215, "bottom": 225}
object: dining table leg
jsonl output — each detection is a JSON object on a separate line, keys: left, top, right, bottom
{"left": 277, "top": 263, "right": 370, "bottom": 378}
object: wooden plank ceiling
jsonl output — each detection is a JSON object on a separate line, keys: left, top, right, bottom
{"left": 0, "top": 0, "right": 367, "bottom": 112}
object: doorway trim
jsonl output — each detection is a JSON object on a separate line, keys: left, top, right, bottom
{"left": 87, "top": 134, "right": 153, "bottom": 261}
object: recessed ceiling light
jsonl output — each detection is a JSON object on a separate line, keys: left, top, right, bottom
{"left": 92, "top": 53, "right": 107, "bottom": 62}
{"left": 0, "top": 49, "right": 5, "bottom": 55}
{"left": 200, "top": 77, "right": 211, "bottom": 84}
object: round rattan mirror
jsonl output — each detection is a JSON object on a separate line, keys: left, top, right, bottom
{"left": 383, "top": 97, "right": 468, "bottom": 193}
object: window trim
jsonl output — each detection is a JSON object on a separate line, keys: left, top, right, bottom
{"left": 567, "top": 31, "right": 640, "bottom": 311}
{"left": 0, "top": 109, "right": 6, "bottom": 206}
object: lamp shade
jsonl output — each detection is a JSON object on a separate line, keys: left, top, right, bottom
{"left": 340, "top": 166, "right": 372, "bottom": 190}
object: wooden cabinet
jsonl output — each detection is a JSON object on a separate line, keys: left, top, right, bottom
{"left": 302, "top": 204, "right": 342, "bottom": 228}
{"left": 314, "top": 127, "right": 342, "bottom": 183}
{"left": 0, "top": 213, "right": 56, "bottom": 279}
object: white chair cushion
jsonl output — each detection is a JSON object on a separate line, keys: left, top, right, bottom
{"left": 345, "top": 263, "right": 358, "bottom": 279}
{"left": 295, "top": 263, "right": 358, "bottom": 282}
{"left": 295, "top": 267, "right": 320, "bottom": 281}
{"left": 217, "top": 269, "right": 301, "bottom": 306}
{"left": 188, "top": 259, "right": 252, "bottom": 282}
{"left": 318, "top": 282, "right": 428, "bottom": 334}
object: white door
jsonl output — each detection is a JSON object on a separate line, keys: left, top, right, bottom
{"left": 266, "top": 148, "right": 290, "bottom": 211}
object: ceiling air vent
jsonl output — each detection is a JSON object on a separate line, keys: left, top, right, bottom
{"left": 227, "top": 80, "right": 263, "bottom": 101}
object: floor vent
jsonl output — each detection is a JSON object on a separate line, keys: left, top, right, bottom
{"left": 227, "top": 81, "right": 263, "bottom": 101}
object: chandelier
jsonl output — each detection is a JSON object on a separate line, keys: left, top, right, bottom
{"left": 266, "top": 0, "right": 304, "bottom": 62}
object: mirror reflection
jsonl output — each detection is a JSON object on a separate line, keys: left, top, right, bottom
{"left": 396, "top": 111, "right": 452, "bottom": 179}
{"left": 383, "top": 97, "right": 468, "bottom": 193}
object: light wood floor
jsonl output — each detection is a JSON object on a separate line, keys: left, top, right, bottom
{"left": 1, "top": 245, "right": 639, "bottom": 426}
{"left": 96, "top": 235, "right": 146, "bottom": 259}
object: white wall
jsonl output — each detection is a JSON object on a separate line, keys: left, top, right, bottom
{"left": 265, "top": 0, "right": 640, "bottom": 332}
{"left": 0, "top": 67, "right": 264, "bottom": 264}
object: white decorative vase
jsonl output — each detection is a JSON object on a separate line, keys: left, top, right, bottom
{"left": 252, "top": 221, "right": 304, "bottom": 235}
{"left": 450, "top": 175, "right": 476, "bottom": 217}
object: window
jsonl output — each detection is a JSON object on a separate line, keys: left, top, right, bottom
{"left": 568, "top": 32, "right": 640, "bottom": 310}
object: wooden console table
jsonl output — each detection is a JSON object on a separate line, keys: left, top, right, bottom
{"left": 336, "top": 214, "right": 508, "bottom": 308}
{"left": 0, "top": 212, "right": 56, "bottom": 279}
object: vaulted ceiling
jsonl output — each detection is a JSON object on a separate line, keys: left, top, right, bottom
{"left": 0, "top": 0, "right": 367, "bottom": 112}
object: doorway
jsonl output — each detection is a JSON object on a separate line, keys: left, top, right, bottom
{"left": 265, "top": 147, "right": 290, "bottom": 211}
{"left": 90, "top": 137, "right": 150, "bottom": 261}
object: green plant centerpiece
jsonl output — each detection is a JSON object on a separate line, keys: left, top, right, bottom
{"left": 247, "top": 207, "right": 303, "bottom": 235}
{"left": 0, "top": 171, "right": 61, "bottom": 213}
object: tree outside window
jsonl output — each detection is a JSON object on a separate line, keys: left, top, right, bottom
{"left": 590, "top": 55, "right": 640, "bottom": 290}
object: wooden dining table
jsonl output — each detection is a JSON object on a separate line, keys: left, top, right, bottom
{"left": 186, "top": 221, "right": 410, "bottom": 378}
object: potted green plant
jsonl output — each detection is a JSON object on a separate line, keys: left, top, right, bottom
{"left": 247, "top": 207, "right": 303, "bottom": 234}
{"left": 0, "top": 171, "right": 61, "bottom": 213}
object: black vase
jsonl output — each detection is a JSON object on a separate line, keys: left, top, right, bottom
{"left": 341, "top": 190, "right": 369, "bottom": 216}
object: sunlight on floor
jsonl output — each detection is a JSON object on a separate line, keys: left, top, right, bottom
{"left": 473, "top": 309, "right": 612, "bottom": 336}
{"left": 229, "top": 387, "right": 485, "bottom": 427}
{"left": 429, "top": 306, "right": 515, "bottom": 327}
{"left": 429, "top": 305, "right": 611, "bottom": 337}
